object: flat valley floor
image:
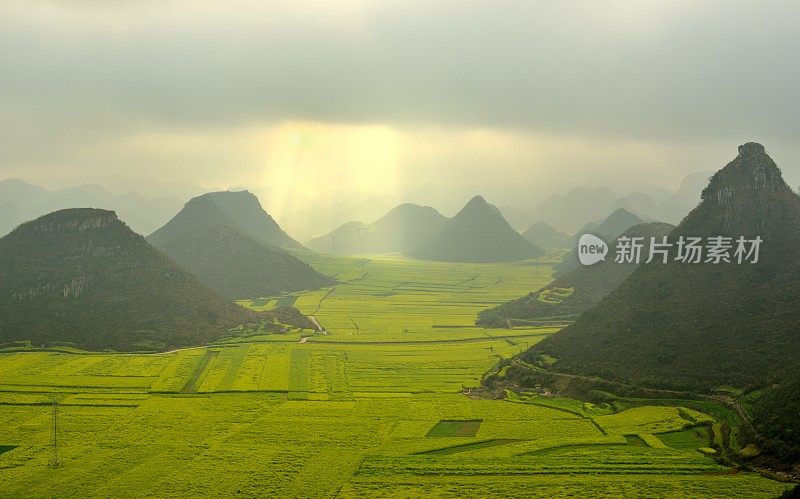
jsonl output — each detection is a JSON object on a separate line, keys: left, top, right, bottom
{"left": 0, "top": 254, "right": 790, "bottom": 497}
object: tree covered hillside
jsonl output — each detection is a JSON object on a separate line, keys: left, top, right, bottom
{"left": 0, "top": 209, "right": 310, "bottom": 351}
{"left": 478, "top": 222, "right": 675, "bottom": 327}
{"left": 520, "top": 143, "right": 800, "bottom": 391}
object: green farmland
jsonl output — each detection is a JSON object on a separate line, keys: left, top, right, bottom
{"left": 0, "top": 255, "right": 789, "bottom": 497}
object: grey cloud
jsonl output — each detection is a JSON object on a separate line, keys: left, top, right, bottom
{"left": 2, "top": 0, "right": 799, "bottom": 139}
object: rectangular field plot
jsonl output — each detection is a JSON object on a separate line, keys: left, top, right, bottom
{"left": 427, "top": 420, "right": 482, "bottom": 437}
{"left": 658, "top": 427, "right": 713, "bottom": 450}
{"left": 0, "top": 352, "right": 169, "bottom": 392}
{"left": 354, "top": 445, "right": 727, "bottom": 477}
{"left": 594, "top": 406, "right": 714, "bottom": 435}
{"left": 339, "top": 474, "right": 787, "bottom": 498}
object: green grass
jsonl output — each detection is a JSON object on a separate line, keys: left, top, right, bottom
{"left": 0, "top": 254, "right": 788, "bottom": 497}
{"left": 659, "top": 427, "right": 712, "bottom": 450}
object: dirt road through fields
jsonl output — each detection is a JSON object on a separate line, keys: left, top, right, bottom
{"left": 308, "top": 316, "right": 327, "bottom": 334}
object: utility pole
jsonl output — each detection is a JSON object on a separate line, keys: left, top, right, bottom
{"left": 48, "top": 401, "right": 59, "bottom": 468}
{"left": 357, "top": 227, "right": 369, "bottom": 257}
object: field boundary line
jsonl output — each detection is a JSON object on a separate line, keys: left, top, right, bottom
{"left": 179, "top": 350, "right": 219, "bottom": 394}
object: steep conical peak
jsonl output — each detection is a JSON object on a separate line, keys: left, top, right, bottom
{"left": 515, "top": 142, "right": 800, "bottom": 394}
{"left": 387, "top": 202, "right": 439, "bottom": 215}
{"left": 0, "top": 208, "right": 259, "bottom": 351}
{"left": 685, "top": 142, "right": 796, "bottom": 234}
{"left": 376, "top": 203, "right": 443, "bottom": 224}
{"left": 520, "top": 221, "right": 571, "bottom": 252}
{"left": 408, "top": 195, "right": 543, "bottom": 262}
{"left": 456, "top": 195, "right": 503, "bottom": 219}
{"left": 608, "top": 208, "right": 635, "bottom": 218}
{"left": 202, "top": 190, "right": 259, "bottom": 205}
{"left": 479, "top": 220, "right": 676, "bottom": 327}
{"left": 703, "top": 142, "right": 787, "bottom": 201}
{"left": 149, "top": 190, "right": 302, "bottom": 249}
{"left": 186, "top": 190, "right": 261, "bottom": 216}
{"left": 464, "top": 195, "right": 488, "bottom": 209}
{"left": 182, "top": 193, "right": 233, "bottom": 215}
{"left": 524, "top": 221, "right": 561, "bottom": 236}
{"left": 738, "top": 141, "right": 765, "bottom": 157}
{"left": 592, "top": 208, "right": 644, "bottom": 239}
{"left": 20, "top": 208, "right": 121, "bottom": 235}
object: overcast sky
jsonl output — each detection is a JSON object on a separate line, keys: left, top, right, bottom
{"left": 1, "top": 0, "right": 799, "bottom": 198}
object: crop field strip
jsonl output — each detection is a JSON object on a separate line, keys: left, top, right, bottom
{"left": 0, "top": 255, "right": 790, "bottom": 497}
{"left": 179, "top": 350, "right": 219, "bottom": 394}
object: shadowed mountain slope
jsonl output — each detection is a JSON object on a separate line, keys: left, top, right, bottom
{"left": 148, "top": 191, "right": 332, "bottom": 299}
{"left": 479, "top": 222, "right": 675, "bottom": 326}
{"left": 149, "top": 190, "right": 302, "bottom": 249}
{"left": 555, "top": 208, "right": 645, "bottom": 277}
{"left": 155, "top": 224, "right": 333, "bottom": 299}
{"left": 407, "top": 196, "right": 544, "bottom": 263}
{"left": 519, "top": 143, "right": 800, "bottom": 392}
{"left": 505, "top": 143, "right": 800, "bottom": 463}
{"left": 521, "top": 221, "right": 572, "bottom": 250}
{"left": 0, "top": 209, "right": 261, "bottom": 351}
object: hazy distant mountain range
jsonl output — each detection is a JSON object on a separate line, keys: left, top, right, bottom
{"left": 1, "top": 170, "right": 712, "bottom": 244}
{"left": 0, "top": 178, "right": 184, "bottom": 237}
{"left": 257, "top": 189, "right": 402, "bottom": 240}
{"left": 500, "top": 172, "right": 713, "bottom": 232}
{"left": 521, "top": 221, "right": 572, "bottom": 250}
{"left": 306, "top": 203, "right": 448, "bottom": 256}
{"left": 308, "top": 196, "right": 544, "bottom": 263}
{"left": 479, "top": 221, "right": 675, "bottom": 327}
{"left": 27, "top": 174, "right": 208, "bottom": 202}
{"left": 261, "top": 169, "right": 711, "bottom": 240}
{"left": 554, "top": 208, "right": 645, "bottom": 277}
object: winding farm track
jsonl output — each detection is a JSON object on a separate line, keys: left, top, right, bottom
{"left": 308, "top": 316, "right": 326, "bottom": 333}
{"left": 304, "top": 333, "right": 548, "bottom": 346}
{"left": 311, "top": 287, "right": 336, "bottom": 315}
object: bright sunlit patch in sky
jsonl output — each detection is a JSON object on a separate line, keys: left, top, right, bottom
{"left": 257, "top": 121, "right": 401, "bottom": 226}
{"left": 261, "top": 121, "right": 400, "bottom": 197}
